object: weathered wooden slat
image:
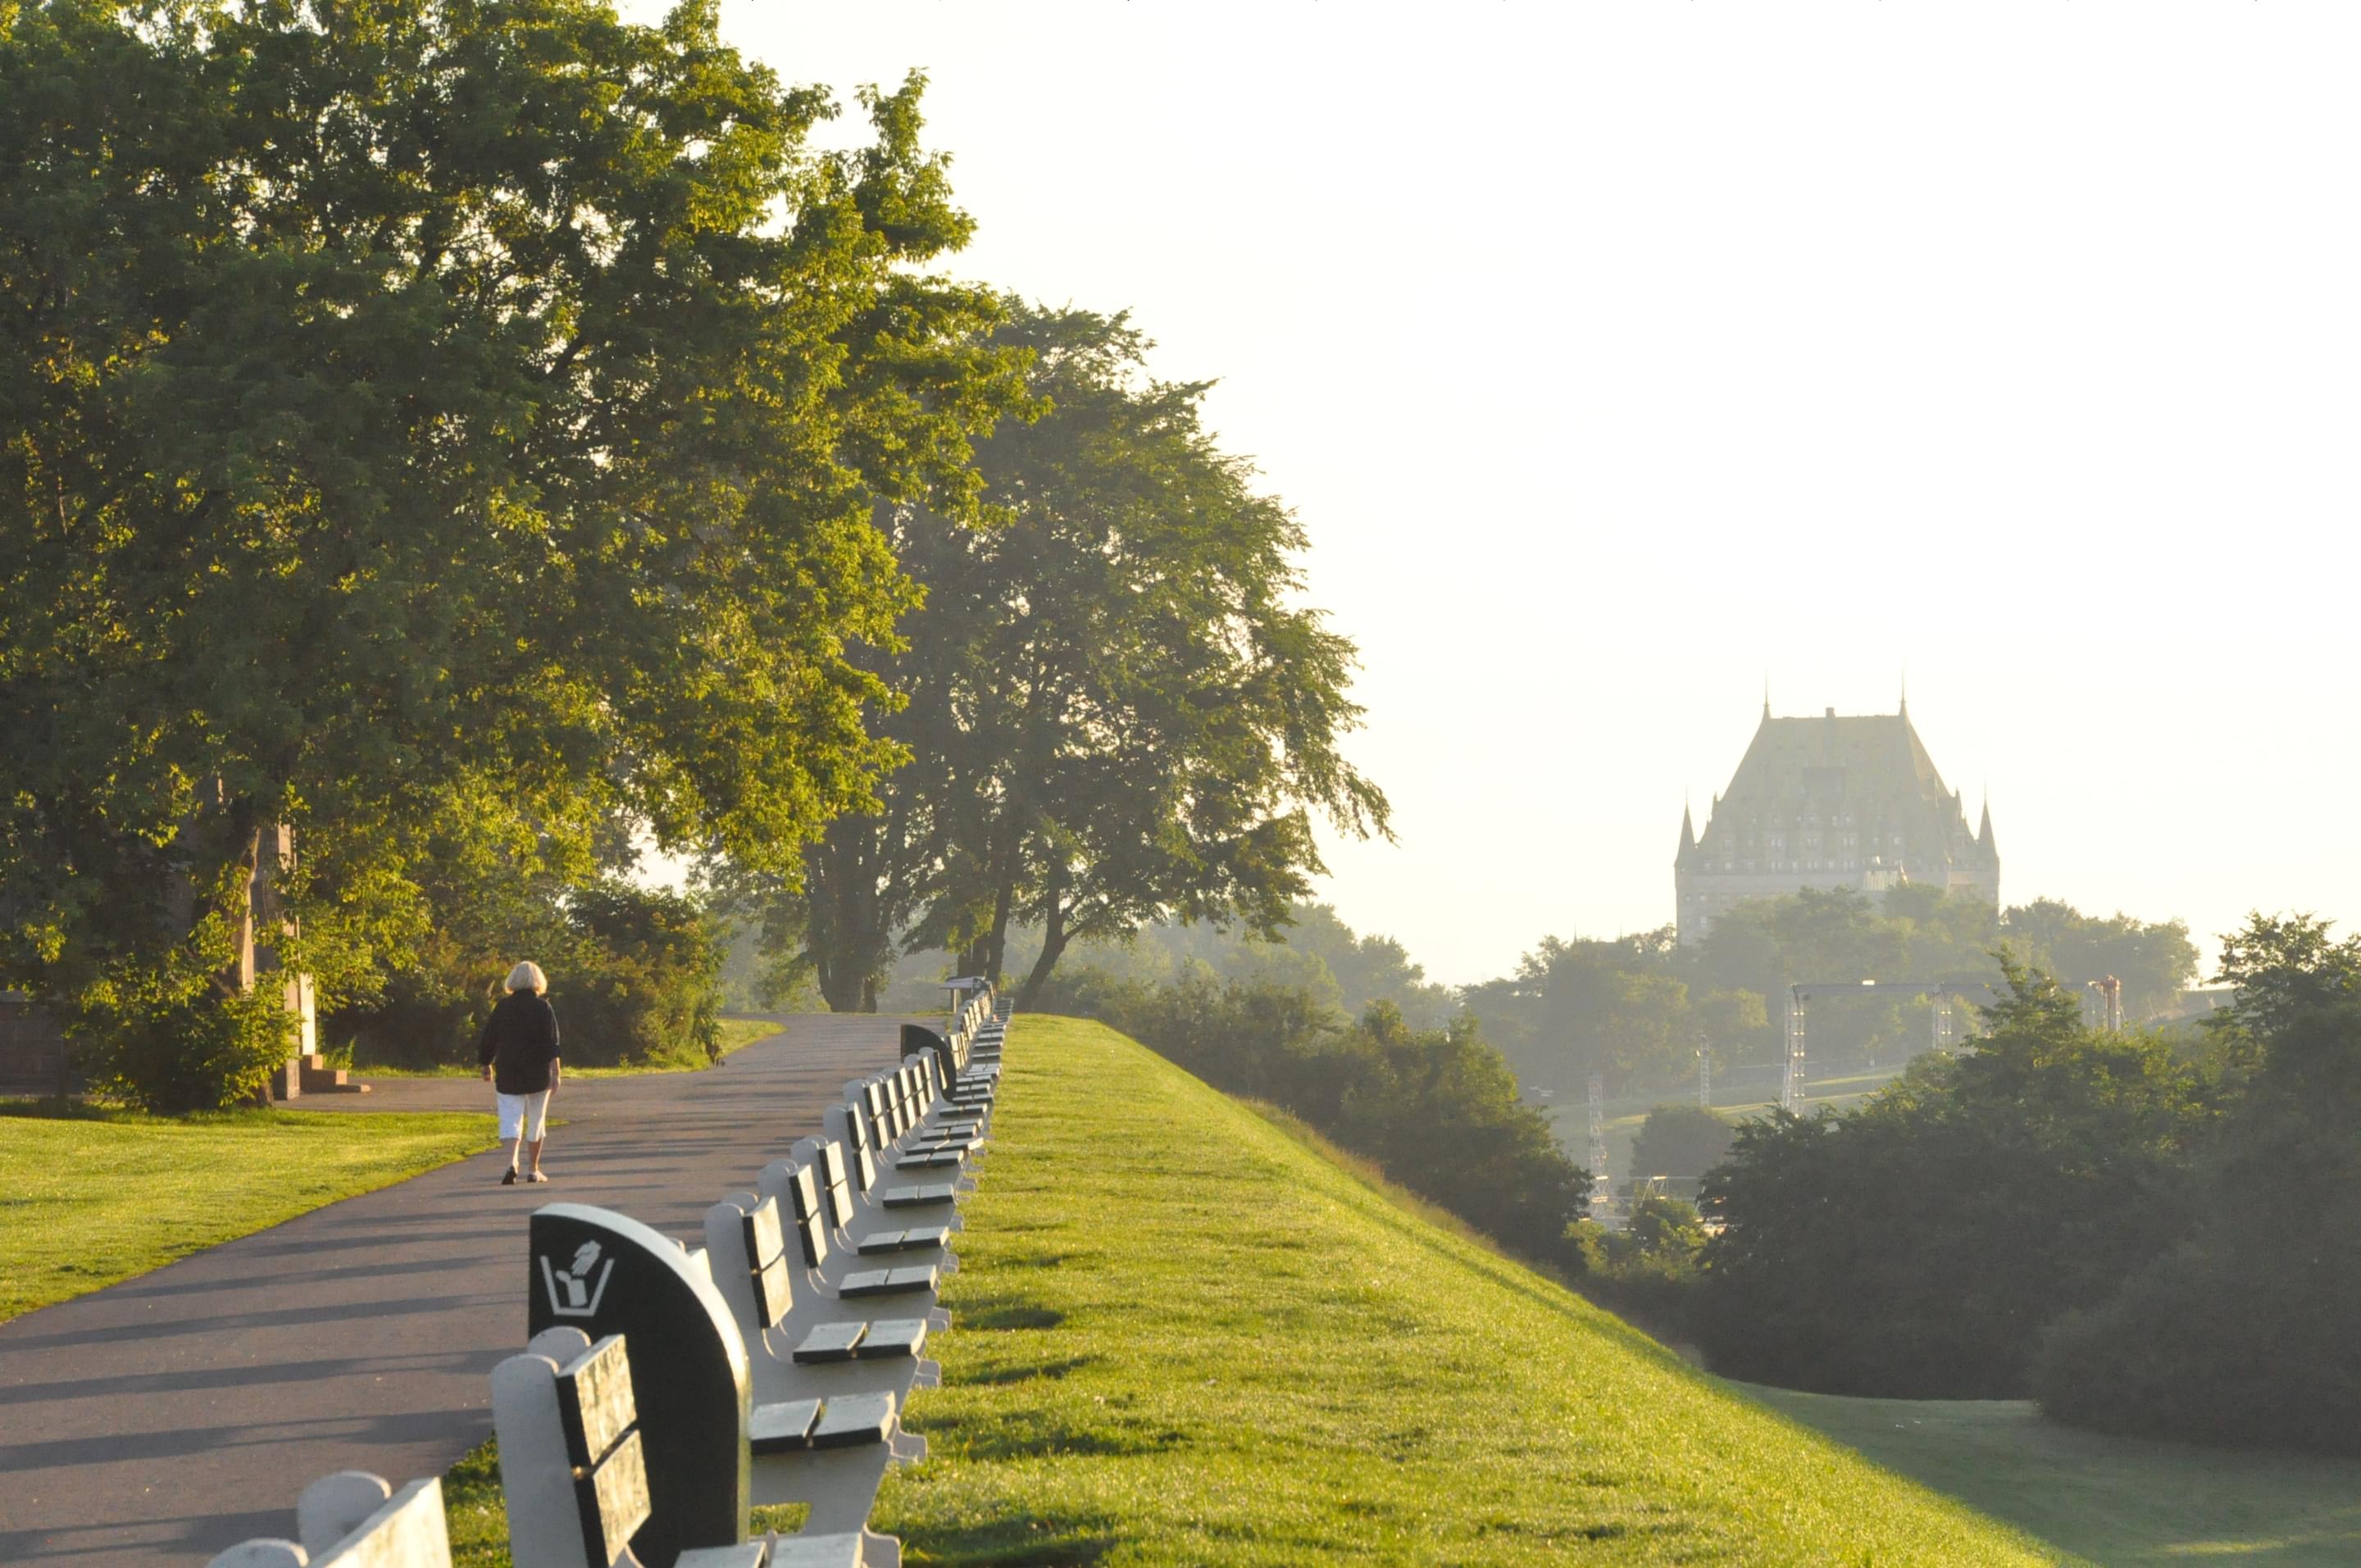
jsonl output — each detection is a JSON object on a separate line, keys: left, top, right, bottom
{"left": 575, "top": 1426, "right": 652, "bottom": 1563}
{"left": 790, "top": 1321, "right": 866, "bottom": 1364}
{"left": 748, "top": 1398, "right": 820, "bottom": 1455}
{"left": 794, "top": 1211, "right": 829, "bottom": 1271}
{"left": 809, "top": 1393, "right": 894, "bottom": 1450}
{"left": 744, "top": 1197, "right": 789, "bottom": 1270}
{"left": 839, "top": 1264, "right": 933, "bottom": 1298}
{"left": 752, "top": 1252, "right": 794, "bottom": 1329}
{"left": 553, "top": 1334, "right": 637, "bottom": 1466}
{"left": 855, "top": 1319, "right": 926, "bottom": 1360}
{"left": 791, "top": 1163, "right": 824, "bottom": 1225}
{"left": 766, "top": 1533, "right": 866, "bottom": 1568}
{"left": 675, "top": 1545, "right": 772, "bottom": 1568}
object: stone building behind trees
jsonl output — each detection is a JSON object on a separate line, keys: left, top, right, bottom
{"left": 1676, "top": 699, "right": 1999, "bottom": 947}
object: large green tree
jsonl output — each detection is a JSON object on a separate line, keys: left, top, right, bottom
{"left": 794, "top": 305, "right": 1387, "bottom": 1010}
{"left": 0, "top": 0, "right": 1023, "bottom": 1106}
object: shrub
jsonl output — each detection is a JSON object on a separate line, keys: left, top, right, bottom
{"left": 1044, "top": 965, "right": 1589, "bottom": 1266}
{"left": 71, "top": 981, "right": 293, "bottom": 1113}
{"left": 1630, "top": 1103, "right": 1735, "bottom": 1181}
{"left": 330, "top": 880, "right": 724, "bottom": 1071}
{"left": 1690, "top": 958, "right": 2205, "bottom": 1398}
{"left": 1569, "top": 1193, "right": 1708, "bottom": 1331}
{"left": 2034, "top": 922, "right": 2361, "bottom": 1452}
{"left": 557, "top": 883, "right": 724, "bottom": 1070}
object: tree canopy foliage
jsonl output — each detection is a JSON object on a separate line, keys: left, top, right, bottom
{"left": 0, "top": 0, "right": 1024, "bottom": 1105}
{"left": 1691, "top": 956, "right": 2208, "bottom": 1398}
{"left": 1629, "top": 1103, "right": 1736, "bottom": 1181}
{"left": 785, "top": 304, "right": 1387, "bottom": 1011}
{"left": 2034, "top": 914, "right": 2361, "bottom": 1452}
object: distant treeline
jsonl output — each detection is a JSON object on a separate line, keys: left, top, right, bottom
{"left": 855, "top": 884, "right": 2198, "bottom": 1103}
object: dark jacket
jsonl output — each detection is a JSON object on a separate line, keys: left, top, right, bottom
{"left": 478, "top": 991, "right": 561, "bottom": 1095}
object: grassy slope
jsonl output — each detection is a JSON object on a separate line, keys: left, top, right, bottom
{"left": 1751, "top": 1389, "right": 2361, "bottom": 1567}
{"left": 870, "top": 1016, "right": 2055, "bottom": 1566}
{"left": 0, "top": 1105, "right": 493, "bottom": 1322}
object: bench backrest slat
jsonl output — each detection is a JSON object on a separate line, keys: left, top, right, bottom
{"left": 739, "top": 1199, "right": 794, "bottom": 1327}
{"left": 781, "top": 1161, "right": 830, "bottom": 1270}
{"left": 551, "top": 1334, "right": 653, "bottom": 1565}
{"left": 817, "top": 1140, "right": 856, "bottom": 1230}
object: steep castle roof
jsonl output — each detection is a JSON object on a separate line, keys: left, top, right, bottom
{"left": 1687, "top": 705, "right": 1996, "bottom": 882}
{"left": 1715, "top": 707, "right": 1955, "bottom": 817}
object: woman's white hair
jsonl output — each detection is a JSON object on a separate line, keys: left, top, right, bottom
{"left": 505, "top": 961, "right": 548, "bottom": 995}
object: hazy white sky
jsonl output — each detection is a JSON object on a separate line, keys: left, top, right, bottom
{"left": 658, "top": 1, "right": 2360, "bottom": 986}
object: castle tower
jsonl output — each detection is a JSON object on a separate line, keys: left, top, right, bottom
{"left": 1676, "top": 703, "right": 1999, "bottom": 946}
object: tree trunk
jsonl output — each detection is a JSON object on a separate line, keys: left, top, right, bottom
{"left": 980, "top": 808, "right": 1023, "bottom": 989}
{"left": 807, "top": 823, "right": 889, "bottom": 1012}
{"left": 1015, "top": 880, "right": 1068, "bottom": 1012}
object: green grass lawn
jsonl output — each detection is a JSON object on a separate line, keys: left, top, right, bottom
{"left": 353, "top": 1015, "right": 786, "bottom": 1079}
{"left": 1751, "top": 1389, "right": 2361, "bottom": 1566}
{"left": 865, "top": 1016, "right": 2055, "bottom": 1566}
{"left": 0, "top": 1102, "right": 493, "bottom": 1322}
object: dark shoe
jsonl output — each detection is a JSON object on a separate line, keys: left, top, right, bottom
{"left": 527, "top": 1170, "right": 548, "bottom": 1183}
{"left": 501, "top": 1167, "right": 518, "bottom": 1185}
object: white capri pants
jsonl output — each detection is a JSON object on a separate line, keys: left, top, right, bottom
{"left": 497, "top": 1090, "right": 551, "bottom": 1142}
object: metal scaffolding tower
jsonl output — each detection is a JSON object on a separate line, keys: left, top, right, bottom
{"left": 1587, "top": 1073, "right": 1610, "bottom": 1220}
{"left": 1781, "top": 993, "right": 1807, "bottom": 1111}
{"left": 1697, "top": 1045, "right": 1712, "bottom": 1110}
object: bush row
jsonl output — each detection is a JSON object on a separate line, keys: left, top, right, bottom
{"left": 1040, "top": 964, "right": 1589, "bottom": 1266}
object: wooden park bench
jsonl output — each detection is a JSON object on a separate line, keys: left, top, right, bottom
{"left": 522, "top": 1205, "right": 914, "bottom": 1566}
{"left": 494, "top": 1325, "right": 888, "bottom": 1568}
{"left": 825, "top": 1095, "right": 962, "bottom": 1213}
{"left": 766, "top": 1135, "right": 953, "bottom": 1266}
{"left": 700, "top": 1192, "right": 940, "bottom": 1412}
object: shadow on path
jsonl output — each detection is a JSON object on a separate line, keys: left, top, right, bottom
{"left": 0, "top": 1013, "right": 916, "bottom": 1566}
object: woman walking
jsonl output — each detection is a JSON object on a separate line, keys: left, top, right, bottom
{"left": 479, "top": 961, "right": 562, "bottom": 1184}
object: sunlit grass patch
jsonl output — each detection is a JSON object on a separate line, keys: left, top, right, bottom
{"left": 873, "top": 1016, "right": 2054, "bottom": 1566}
{"left": 0, "top": 1102, "right": 494, "bottom": 1321}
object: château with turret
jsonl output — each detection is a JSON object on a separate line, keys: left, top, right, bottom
{"left": 1676, "top": 697, "right": 1999, "bottom": 946}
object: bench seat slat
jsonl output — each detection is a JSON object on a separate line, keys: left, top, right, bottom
{"left": 790, "top": 1321, "right": 867, "bottom": 1364}
{"left": 839, "top": 1265, "right": 936, "bottom": 1298}
{"left": 854, "top": 1225, "right": 948, "bottom": 1254}
{"left": 748, "top": 1398, "right": 820, "bottom": 1454}
{"left": 763, "top": 1534, "right": 867, "bottom": 1568}
{"left": 676, "top": 1547, "right": 773, "bottom": 1568}
{"left": 856, "top": 1318, "right": 927, "bottom": 1359}
{"left": 881, "top": 1183, "right": 958, "bottom": 1208}
{"left": 810, "top": 1393, "right": 894, "bottom": 1449}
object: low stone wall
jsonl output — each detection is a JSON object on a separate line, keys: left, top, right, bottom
{"left": 0, "top": 990, "right": 72, "bottom": 1096}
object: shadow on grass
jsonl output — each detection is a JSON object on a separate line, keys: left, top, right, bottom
{"left": 903, "top": 1514, "right": 1121, "bottom": 1566}
{"left": 959, "top": 1301, "right": 1067, "bottom": 1331}
{"left": 962, "top": 1356, "right": 1097, "bottom": 1386}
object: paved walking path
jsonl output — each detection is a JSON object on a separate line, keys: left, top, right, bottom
{"left": 0, "top": 1014, "right": 915, "bottom": 1566}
